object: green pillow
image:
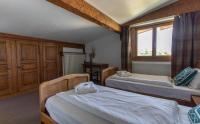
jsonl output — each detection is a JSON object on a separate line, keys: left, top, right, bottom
{"left": 174, "top": 67, "right": 197, "bottom": 86}
{"left": 188, "top": 105, "right": 200, "bottom": 124}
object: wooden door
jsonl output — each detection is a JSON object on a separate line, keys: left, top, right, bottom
{"left": 42, "top": 42, "right": 60, "bottom": 81}
{"left": 0, "top": 39, "right": 14, "bottom": 96}
{"left": 16, "top": 41, "right": 40, "bottom": 91}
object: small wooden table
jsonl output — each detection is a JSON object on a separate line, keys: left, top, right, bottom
{"left": 192, "top": 95, "right": 200, "bottom": 106}
{"left": 83, "top": 62, "right": 108, "bottom": 84}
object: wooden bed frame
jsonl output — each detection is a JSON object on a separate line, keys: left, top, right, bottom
{"left": 100, "top": 67, "right": 199, "bottom": 106}
{"left": 39, "top": 74, "right": 90, "bottom": 124}
{"left": 101, "top": 63, "right": 200, "bottom": 86}
{"left": 40, "top": 64, "right": 200, "bottom": 124}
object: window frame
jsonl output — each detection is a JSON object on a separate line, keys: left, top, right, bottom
{"left": 132, "top": 21, "right": 173, "bottom": 61}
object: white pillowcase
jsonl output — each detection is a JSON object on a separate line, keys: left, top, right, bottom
{"left": 189, "top": 68, "right": 200, "bottom": 89}
{"left": 75, "top": 82, "right": 99, "bottom": 94}
{"left": 116, "top": 71, "right": 132, "bottom": 77}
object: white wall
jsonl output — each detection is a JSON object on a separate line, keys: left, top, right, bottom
{"left": 132, "top": 61, "right": 171, "bottom": 76}
{"left": 85, "top": 33, "right": 171, "bottom": 76}
{"left": 85, "top": 33, "right": 121, "bottom": 68}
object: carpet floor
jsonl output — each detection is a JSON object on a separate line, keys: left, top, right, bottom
{"left": 0, "top": 92, "right": 40, "bottom": 124}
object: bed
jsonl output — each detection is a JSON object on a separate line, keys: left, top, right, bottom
{"left": 40, "top": 74, "right": 90, "bottom": 124}
{"left": 40, "top": 74, "right": 194, "bottom": 124}
{"left": 101, "top": 67, "right": 200, "bottom": 105}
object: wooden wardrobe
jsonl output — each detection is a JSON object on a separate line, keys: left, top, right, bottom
{"left": 0, "top": 33, "right": 84, "bottom": 98}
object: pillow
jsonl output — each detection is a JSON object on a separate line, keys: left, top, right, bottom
{"left": 189, "top": 68, "right": 200, "bottom": 89}
{"left": 174, "top": 67, "right": 197, "bottom": 86}
{"left": 188, "top": 105, "right": 200, "bottom": 124}
{"left": 75, "top": 82, "right": 99, "bottom": 94}
{"left": 116, "top": 71, "right": 132, "bottom": 77}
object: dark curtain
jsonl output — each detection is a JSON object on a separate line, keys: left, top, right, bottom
{"left": 120, "top": 26, "right": 132, "bottom": 72}
{"left": 172, "top": 11, "right": 200, "bottom": 77}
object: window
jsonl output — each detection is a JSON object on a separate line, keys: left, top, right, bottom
{"left": 137, "top": 28, "right": 153, "bottom": 56}
{"left": 133, "top": 22, "right": 173, "bottom": 61}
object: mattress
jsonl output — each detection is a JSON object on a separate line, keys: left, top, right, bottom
{"left": 106, "top": 78, "right": 200, "bottom": 101}
{"left": 46, "top": 86, "right": 191, "bottom": 124}
{"left": 46, "top": 89, "right": 111, "bottom": 124}
{"left": 110, "top": 73, "right": 173, "bottom": 87}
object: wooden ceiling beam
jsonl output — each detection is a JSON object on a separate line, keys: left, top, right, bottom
{"left": 47, "top": 0, "right": 121, "bottom": 32}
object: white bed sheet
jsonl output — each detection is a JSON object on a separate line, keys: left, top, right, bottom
{"left": 46, "top": 90, "right": 111, "bottom": 124}
{"left": 106, "top": 78, "right": 200, "bottom": 101}
{"left": 46, "top": 86, "right": 191, "bottom": 124}
{"left": 111, "top": 73, "right": 173, "bottom": 87}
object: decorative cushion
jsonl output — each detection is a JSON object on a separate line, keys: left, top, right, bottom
{"left": 174, "top": 67, "right": 197, "bottom": 86}
{"left": 189, "top": 69, "right": 200, "bottom": 89}
{"left": 188, "top": 105, "right": 200, "bottom": 124}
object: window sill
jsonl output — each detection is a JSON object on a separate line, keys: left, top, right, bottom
{"left": 132, "top": 56, "right": 171, "bottom": 62}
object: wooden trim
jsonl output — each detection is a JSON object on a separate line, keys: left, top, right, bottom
{"left": 134, "top": 21, "right": 173, "bottom": 29}
{"left": 132, "top": 21, "right": 173, "bottom": 61}
{"left": 47, "top": 0, "right": 121, "bottom": 32}
{"left": 39, "top": 74, "right": 89, "bottom": 124}
{"left": 133, "top": 56, "right": 171, "bottom": 62}
{"left": 124, "top": 0, "right": 200, "bottom": 26}
{"left": 0, "top": 33, "right": 84, "bottom": 49}
{"left": 101, "top": 67, "right": 118, "bottom": 86}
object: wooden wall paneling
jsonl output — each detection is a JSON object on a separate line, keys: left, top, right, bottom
{"left": 124, "top": 0, "right": 200, "bottom": 25}
{"left": 0, "top": 39, "right": 14, "bottom": 96}
{"left": 42, "top": 42, "right": 60, "bottom": 81}
{"left": 0, "top": 33, "right": 85, "bottom": 98}
{"left": 10, "top": 40, "right": 17, "bottom": 93}
{"left": 16, "top": 40, "right": 40, "bottom": 92}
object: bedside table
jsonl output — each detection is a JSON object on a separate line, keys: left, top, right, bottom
{"left": 192, "top": 95, "right": 200, "bottom": 106}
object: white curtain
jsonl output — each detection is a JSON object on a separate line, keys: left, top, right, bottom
{"left": 63, "top": 54, "right": 85, "bottom": 75}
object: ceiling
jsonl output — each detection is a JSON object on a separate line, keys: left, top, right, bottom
{"left": 85, "top": 0, "right": 177, "bottom": 24}
{"left": 0, "top": 0, "right": 114, "bottom": 43}
{"left": 0, "top": 0, "right": 176, "bottom": 43}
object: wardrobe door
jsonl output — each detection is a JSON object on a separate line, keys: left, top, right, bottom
{"left": 16, "top": 40, "right": 40, "bottom": 91}
{"left": 0, "top": 39, "right": 14, "bottom": 96}
{"left": 42, "top": 42, "right": 60, "bottom": 81}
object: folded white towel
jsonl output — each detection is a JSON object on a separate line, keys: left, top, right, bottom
{"left": 75, "top": 82, "right": 99, "bottom": 94}
{"left": 116, "top": 71, "right": 132, "bottom": 77}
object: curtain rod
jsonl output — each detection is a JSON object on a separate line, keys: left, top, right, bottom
{"left": 130, "top": 16, "right": 175, "bottom": 28}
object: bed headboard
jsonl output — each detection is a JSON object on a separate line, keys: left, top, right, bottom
{"left": 101, "top": 67, "right": 118, "bottom": 86}
{"left": 39, "top": 74, "right": 89, "bottom": 113}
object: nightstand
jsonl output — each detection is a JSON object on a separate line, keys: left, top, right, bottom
{"left": 192, "top": 95, "right": 200, "bottom": 106}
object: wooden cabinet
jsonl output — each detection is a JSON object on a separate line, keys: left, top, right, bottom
{"left": 0, "top": 39, "right": 14, "bottom": 96}
{"left": 16, "top": 41, "right": 40, "bottom": 92}
{"left": 41, "top": 42, "right": 61, "bottom": 81}
{"left": 0, "top": 33, "right": 84, "bottom": 98}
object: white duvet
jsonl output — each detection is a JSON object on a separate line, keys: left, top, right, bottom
{"left": 109, "top": 73, "right": 173, "bottom": 87}
{"left": 57, "top": 86, "right": 180, "bottom": 124}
